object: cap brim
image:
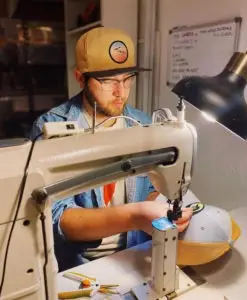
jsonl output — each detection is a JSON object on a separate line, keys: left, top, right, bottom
{"left": 83, "top": 66, "right": 151, "bottom": 77}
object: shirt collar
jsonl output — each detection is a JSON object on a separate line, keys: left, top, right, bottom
{"left": 49, "top": 91, "right": 84, "bottom": 121}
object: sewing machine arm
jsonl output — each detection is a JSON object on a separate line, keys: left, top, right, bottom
{"left": 0, "top": 111, "right": 196, "bottom": 299}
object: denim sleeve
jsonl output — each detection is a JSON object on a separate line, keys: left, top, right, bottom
{"left": 52, "top": 197, "right": 101, "bottom": 251}
{"left": 52, "top": 197, "right": 82, "bottom": 242}
{"left": 148, "top": 179, "right": 156, "bottom": 194}
{"left": 30, "top": 118, "right": 43, "bottom": 141}
{"left": 146, "top": 176, "right": 156, "bottom": 195}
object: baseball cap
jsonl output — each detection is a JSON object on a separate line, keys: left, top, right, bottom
{"left": 177, "top": 196, "right": 241, "bottom": 266}
{"left": 75, "top": 27, "right": 150, "bottom": 77}
{"left": 156, "top": 191, "right": 241, "bottom": 266}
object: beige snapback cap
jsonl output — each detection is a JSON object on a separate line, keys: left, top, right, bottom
{"left": 75, "top": 27, "right": 150, "bottom": 77}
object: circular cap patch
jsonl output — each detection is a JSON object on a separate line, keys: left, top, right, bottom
{"left": 186, "top": 202, "right": 205, "bottom": 215}
{"left": 109, "top": 41, "right": 128, "bottom": 64}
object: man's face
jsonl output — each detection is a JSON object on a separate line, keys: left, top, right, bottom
{"left": 85, "top": 73, "right": 135, "bottom": 117}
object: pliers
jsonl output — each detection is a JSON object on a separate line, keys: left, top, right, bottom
{"left": 58, "top": 271, "right": 119, "bottom": 299}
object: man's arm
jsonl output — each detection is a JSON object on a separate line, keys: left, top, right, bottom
{"left": 60, "top": 203, "right": 140, "bottom": 241}
{"left": 60, "top": 201, "right": 193, "bottom": 241}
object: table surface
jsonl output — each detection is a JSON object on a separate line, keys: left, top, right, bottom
{"left": 56, "top": 206, "right": 247, "bottom": 300}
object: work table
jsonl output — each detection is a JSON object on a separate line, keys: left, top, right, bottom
{"left": 57, "top": 206, "right": 247, "bottom": 299}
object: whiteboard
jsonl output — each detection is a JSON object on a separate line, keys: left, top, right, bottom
{"left": 167, "top": 18, "right": 242, "bottom": 86}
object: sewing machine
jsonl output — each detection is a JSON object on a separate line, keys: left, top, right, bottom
{"left": 0, "top": 100, "right": 199, "bottom": 300}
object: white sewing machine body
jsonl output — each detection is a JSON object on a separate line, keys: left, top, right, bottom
{"left": 0, "top": 105, "right": 198, "bottom": 300}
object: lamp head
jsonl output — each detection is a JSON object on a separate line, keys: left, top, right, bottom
{"left": 172, "top": 52, "right": 247, "bottom": 139}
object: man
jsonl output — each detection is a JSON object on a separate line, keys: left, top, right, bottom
{"left": 30, "top": 27, "right": 192, "bottom": 271}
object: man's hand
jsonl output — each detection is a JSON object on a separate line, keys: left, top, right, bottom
{"left": 134, "top": 201, "right": 193, "bottom": 235}
{"left": 174, "top": 208, "right": 193, "bottom": 232}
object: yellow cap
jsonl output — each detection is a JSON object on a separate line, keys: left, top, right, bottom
{"left": 75, "top": 27, "right": 150, "bottom": 77}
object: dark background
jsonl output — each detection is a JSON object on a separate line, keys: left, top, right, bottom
{"left": 0, "top": 0, "right": 67, "bottom": 139}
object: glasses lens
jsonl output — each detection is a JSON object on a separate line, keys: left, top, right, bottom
{"left": 123, "top": 75, "right": 135, "bottom": 88}
{"left": 101, "top": 80, "right": 114, "bottom": 90}
{"left": 98, "top": 75, "right": 136, "bottom": 91}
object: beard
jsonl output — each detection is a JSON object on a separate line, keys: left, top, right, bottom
{"left": 84, "top": 84, "right": 126, "bottom": 117}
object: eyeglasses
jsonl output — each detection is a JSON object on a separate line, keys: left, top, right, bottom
{"left": 93, "top": 74, "right": 136, "bottom": 91}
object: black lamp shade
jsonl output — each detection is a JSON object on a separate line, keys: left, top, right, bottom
{"left": 172, "top": 52, "right": 247, "bottom": 139}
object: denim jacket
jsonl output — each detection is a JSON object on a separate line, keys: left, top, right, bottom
{"left": 30, "top": 92, "right": 155, "bottom": 271}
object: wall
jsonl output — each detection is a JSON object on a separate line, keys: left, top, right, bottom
{"left": 101, "top": 0, "right": 137, "bottom": 44}
{"left": 157, "top": 0, "right": 247, "bottom": 211}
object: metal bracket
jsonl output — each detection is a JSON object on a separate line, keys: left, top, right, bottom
{"left": 131, "top": 268, "right": 197, "bottom": 299}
